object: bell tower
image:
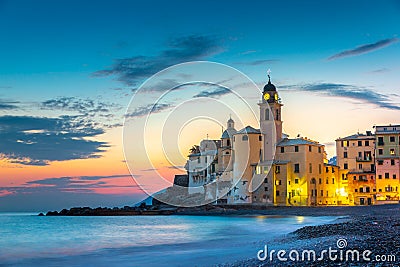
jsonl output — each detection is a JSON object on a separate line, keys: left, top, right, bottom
{"left": 258, "top": 70, "right": 283, "bottom": 161}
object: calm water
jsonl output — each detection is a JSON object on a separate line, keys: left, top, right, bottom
{"left": 0, "top": 213, "right": 338, "bottom": 266}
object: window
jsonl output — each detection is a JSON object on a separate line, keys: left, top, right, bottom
{"left": 295, "top": 146, "right": 299, "bottom": 152}
{"left": 280, "top": 147, "right": 285, "bottom": 153}
{"left": 198, "top": 158, "right": 201, "bottom": 163}
{"left": 391, "top": 159, "right": 395, "bottom": 166}
{"left": 390, "top": 136, "right": 395, "bottom": 142}
{"left": 264, "top": 187, "right": 268, "bottom": 192}
{"left": 378, "top": 175, "right": 382, "bottom": 179}
{"left": 365, "top": 141, "right": 369, "bottom": 146}
{"left": 320, "top": 190, "right": 323, "bottom": 196}
{"left": 358, "top": 140, "right": 362, "bottom": 146}
{"left": 359, "top": 164, "right": 362, "bottom": 170}
{"left": 366, "top": 187, "right": 370, "bottom": 193}
{"left": 390, "top": 149, "right": 395, "bottom": 155}
{"left": 227, "top": 139, "right": 230, "bottom": 146}
{"left": 276, "top": 180, "right": 282, "bottom": 185}
{"left": 275, "top": 166, "right": 281, "bottom": 174}
{"left": 378, "top": 149, "right": 383, "bottom": 155}
{"left": 344, "top": 152, "right": 348, "bottom": 158}
{"left": 265, "top": 109, "right": 269, "bottom": 120}
{"left": 326, "top": 167, "right": 329, "bottom": 173}
{"left": 309, "top": 163, "right": 312, "bottom": 173}
{"left": 378, "top": 137, "right": 384, "bottom": 145}
{"left": 309, "top": 146, "right": 312, "bottom": 152}
{"left": 276, "top": 190, "right": 280, "bottom": 196}
{"left": 295, "top": 178, "right": 299, "bottom": 184}
{"left": 259, "top": 136, "right": 262, "bottom": 141}
{"left": 344, "top": 163, "right": 348, "bottom": 170}
{"left": 326, "top": 178, "right": 329, "bottom": 184}
{"left": 263, "top": 166, "right": 268, "bottom": 174}
{"left": 264, "top": 178, "right": 268, "bottom": 183}
{"left": 385, "top": 173, "right": 389, "bottom": 179}
{"left": 353, "top": 176, "right": 356, "bottom": 181}
{"left": 319, "top": 164, "right": 322, "bottom": 174}
{"left": 378, "top": 160, "right": 383, "bottom": 165}
{"left": 319, "top": 178, "right": 322, "bottom": 184}
{"left": 360, "top": 187, "right": 364, "bottom": 193}
{"left": 294, "top": 164, "right": 300, "bottom": 173}
{"left": 355, "top": 189, "right": 358, "bottom": 193}
{"left": 394, "top": 174, "right": 397, "bottom": 179}
{"left": 343, "top": 141, "right": 349, "bottom": 147}
{"left": 318, "top": 147, "right": 322, "bottom": 153}
{"left": 332, "top": 178, "right": 335, "bottom": 184}
{"left": 242, "top": 135, "right": 248, "bottom": 141}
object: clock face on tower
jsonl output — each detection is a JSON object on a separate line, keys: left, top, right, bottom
{"left": 263, "top": 93, "right": 270, "bottom": 101}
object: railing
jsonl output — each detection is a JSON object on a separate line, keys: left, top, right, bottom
{"left": 356, "top": 157, "right": 372, "bottom": 162}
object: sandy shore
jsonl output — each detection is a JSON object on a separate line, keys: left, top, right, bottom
{"left": 224, "top": 204, "right": 400, "bottom": 267}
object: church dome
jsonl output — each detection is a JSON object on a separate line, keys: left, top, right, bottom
{"left": 263, "top": 78, "right": 276, "bottom": 92}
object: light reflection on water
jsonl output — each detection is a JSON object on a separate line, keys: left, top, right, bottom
{"left": 0, "top": 213, "right": 338, "bottom": 262}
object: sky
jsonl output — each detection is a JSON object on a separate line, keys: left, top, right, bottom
{"left": 0, "top": 0, "right": 399, "bottom": 211}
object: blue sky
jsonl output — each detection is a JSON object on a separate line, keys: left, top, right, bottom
{"left": 0, "top": 0, "right": 399, "bottom": 211}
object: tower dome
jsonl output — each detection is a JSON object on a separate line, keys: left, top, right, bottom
{"left": 263, "top": 75, "right": 276, "bottom": 93}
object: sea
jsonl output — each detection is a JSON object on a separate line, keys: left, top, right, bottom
{"left": 0, "top": 213, "right": 338, "bottom": 266}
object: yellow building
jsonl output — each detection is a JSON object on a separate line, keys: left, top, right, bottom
{"left": 336, "top": 132, "right": 376, "bottom": 205}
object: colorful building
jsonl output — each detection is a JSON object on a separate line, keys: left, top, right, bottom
{"left": 375, "top": 125, "right": 400, "bottom": 203}
{"left": 336, "top": 132, "right": 376, "bottom": 205}
{"left": 181, "top": 70, "right": 399, "bottom": 207}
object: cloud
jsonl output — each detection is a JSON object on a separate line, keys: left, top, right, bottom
{"left": 193, "top": 86, "right": 231, "bottom": 98}
{"left": 284, "top": 83, "right": 400, "bottom": 110}
{"left": 25, "top": 174, "right": 133, "bottom": 187}
{"left": 327, "top": 38, "right": 399, "bottom": 60}
{"left": 0, "top": 115, "right": 109, "bottom": 165}
{"left": 125, "top": 103, "right": 172, "bottom": 118}
{"left": 93, "top": 35, "right": 224, "bottom": 86}
{"left": 41, "top": 97, "right": 118, "bottom": 116}
{"left": 0, "top": 99, "right": 18, "bottom": 110}
{"left": 369, "top": 68, "right": 390, "bottom": 74}
{"left": 236, "top": 59, "right": 279, "bottom": 66}
{"left": 0, "top": 174, "right": 143, "bottom": 211}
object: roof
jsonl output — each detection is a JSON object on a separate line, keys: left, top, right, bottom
{"left": 337, "top": 132, "right": 375, "bottom": 141}
{"left": 277, "top": 138, "right": 323, "bottom": 147}
{"left": 273, "top": 160, "right": 290, "bottom": 165}
{"left": 221, "top": 128, "right": 237, "bottom": 139}
{"left": 263, "top": 77, "right": 276, "bottom": 92}
{"left": 235, "top": 126, "right": 261, "bottom": 134}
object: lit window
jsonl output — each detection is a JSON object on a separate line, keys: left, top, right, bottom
{"left": 256, "top": 166, "right": 261, "bottom": 174}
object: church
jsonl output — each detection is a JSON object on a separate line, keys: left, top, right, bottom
{"left": 185, "top": 72, "right": 348, "bottom": 206}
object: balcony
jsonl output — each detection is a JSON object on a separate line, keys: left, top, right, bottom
{"left": 356, "top": 157, "right": 372, "bottom": 162}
